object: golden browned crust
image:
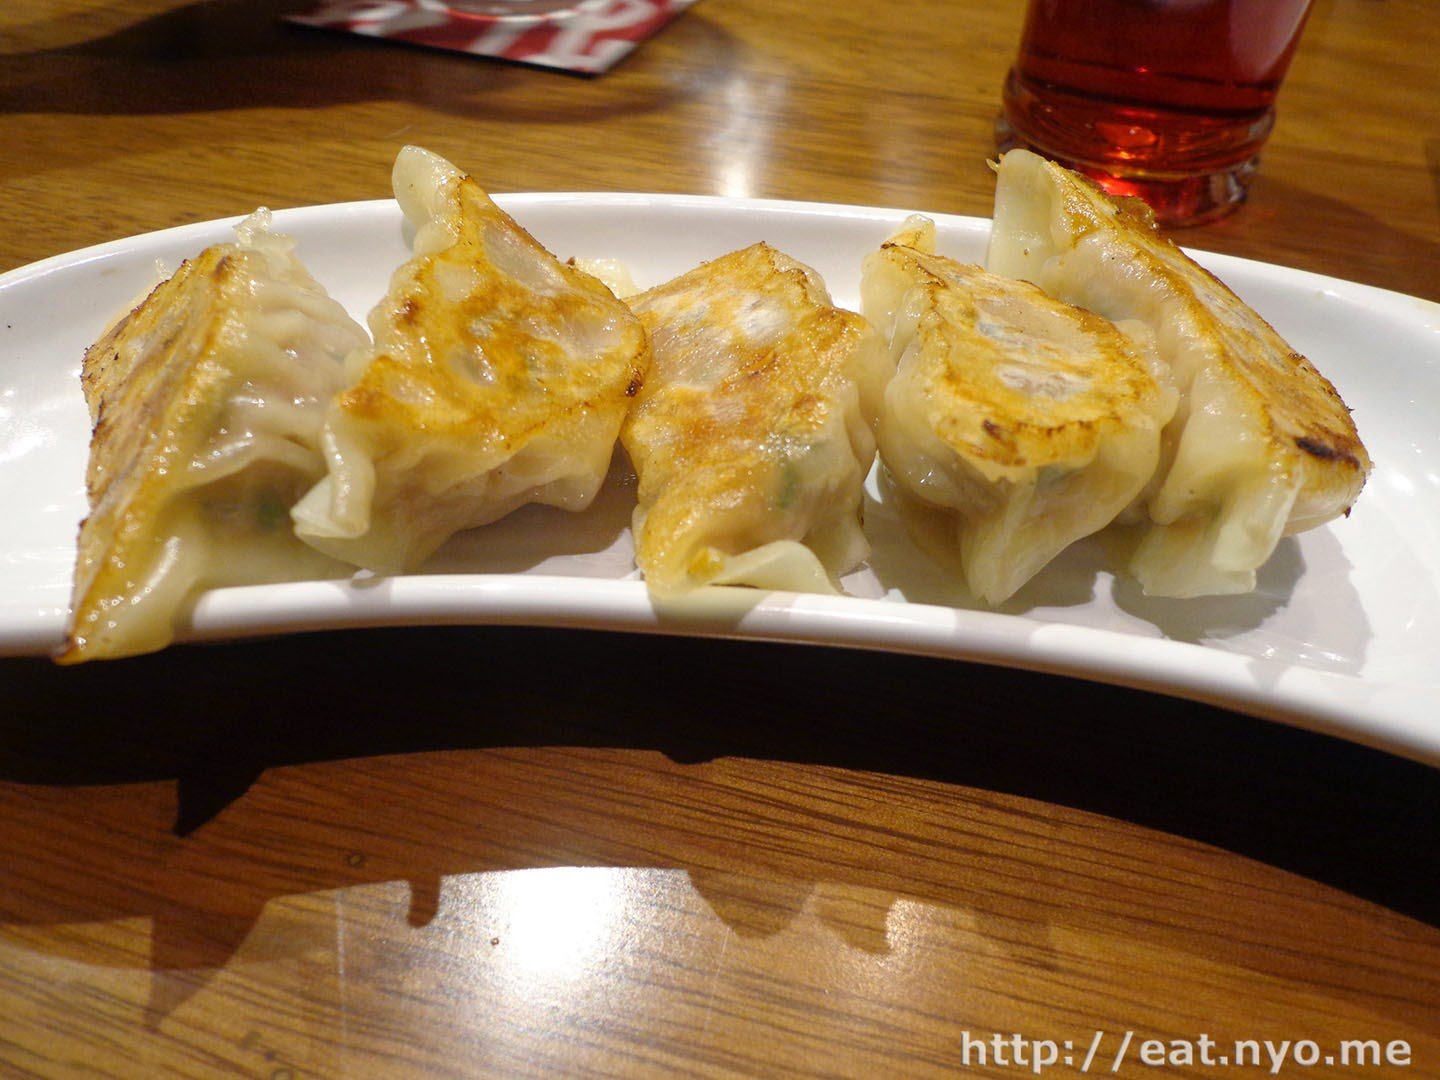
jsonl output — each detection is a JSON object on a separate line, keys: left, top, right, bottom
{"left": 621, "top": 242, "right": 882, "bottom": 590}
{"left": 57, "top": 248, "right": 240, "bottom": 663}
{"left": 990, "top": 150, "right": 1371, "bottom": 530}
{"left": 332, "top": 172, "right": 647, "bottom": 490}
{"left": 880, "top": 248, "right": 1162, "bottom": 478}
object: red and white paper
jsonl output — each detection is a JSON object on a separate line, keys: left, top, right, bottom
{"left": 286, "top": 0, "right": 699, "bottom": 75}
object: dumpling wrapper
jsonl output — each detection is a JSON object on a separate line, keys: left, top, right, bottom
{"left": 58, "top": 212, "right": 366, "bottom": 664}
{"left": 863, "top": 215, "right": 1175, "bottom": 604}
{"left": 987, "top": 148, "right": 1371, "bottom": 597}
{"left": 621, "top": 242, "right": 889, "bottom": 596}
{"left": 292, "top": 146, "right": 649, "bottom": 573}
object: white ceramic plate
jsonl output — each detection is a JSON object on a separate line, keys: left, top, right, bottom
{"left": 3, "top": 195, "right": 1438, "bottom": 765}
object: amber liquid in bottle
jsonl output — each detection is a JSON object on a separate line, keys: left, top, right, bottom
{"left": 998, "top": 0, "right": 1313, "bottom": 224}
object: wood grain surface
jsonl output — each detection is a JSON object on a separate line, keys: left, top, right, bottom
{"left": 2, "top": 0, "right": 1438, "bottom": 1077}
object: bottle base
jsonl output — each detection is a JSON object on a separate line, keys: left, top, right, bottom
{"left": 995, "top": 114, "right": 1258, "bottom": 228}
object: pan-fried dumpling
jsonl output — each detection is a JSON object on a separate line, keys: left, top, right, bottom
{"left": 987, "top": 148, "right": 1370, "bottom": 597}
{"left": 291, "top": 146, "right": 649, "bottom": 573}
{"left": 863, "top": 215, "right": 1175, "bottom": 604}
{"left": 57, "top": 213, "right": 366, "bottom": 664}
{"left": 622, "top": 243, "right": 889, "bottom": 596}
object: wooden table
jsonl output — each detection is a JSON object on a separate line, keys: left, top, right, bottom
{"left": 2, "top": 1, "right": 1437, "bottom": 1075}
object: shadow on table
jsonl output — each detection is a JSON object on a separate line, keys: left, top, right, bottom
{"left": 11, "top": 624, "right": 1432, "bottom": 892}
{"left": 1, "top": 625, "right": 1437, "bottom": 1028}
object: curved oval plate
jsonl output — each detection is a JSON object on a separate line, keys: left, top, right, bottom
{"left": 2, "top": 195, "right": 1437, "bottom": 764}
